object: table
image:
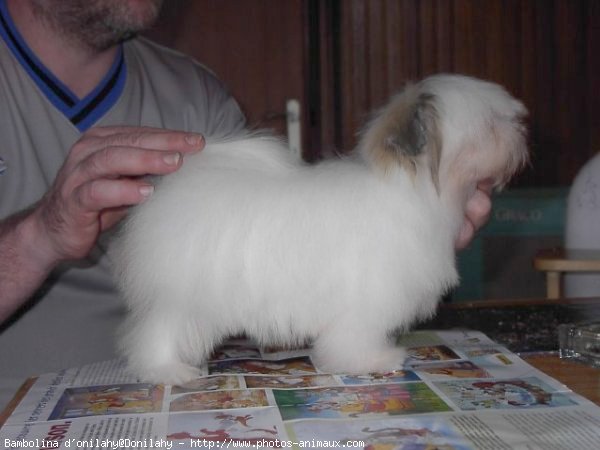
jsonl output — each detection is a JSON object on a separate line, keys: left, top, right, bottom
{"left": 524, "top": 353, "right": 600, "bottom": 405}
{"left": 0, "top": 377, "right": 35, "bottom": 427}
{"left": 423, "top": 296, "right": 600, "bottom": 353}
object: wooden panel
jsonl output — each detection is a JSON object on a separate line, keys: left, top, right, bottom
{"left": 334, "top": 0, "right": 599, "bottom": 187}
{"left": 144, "top": 0, "right": 308, "bottom": 143}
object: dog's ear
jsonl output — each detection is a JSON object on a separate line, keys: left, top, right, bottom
{"left": 386, "top": 95, "right": 431, "bottom": 157}
{"left": 360, "top": 91, "right": 442, "bottom": 191}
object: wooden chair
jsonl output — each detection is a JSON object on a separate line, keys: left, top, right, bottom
{"left": 533, "top": 247, "right": 600, "bottom": 299}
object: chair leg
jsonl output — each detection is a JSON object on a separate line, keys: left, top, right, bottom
{"left": 546, "top": 271, "right": 561, "bottom": 299}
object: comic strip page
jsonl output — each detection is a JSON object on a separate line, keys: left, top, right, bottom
{"left": 2, "top": 331, "right": 600, "bottom": 449}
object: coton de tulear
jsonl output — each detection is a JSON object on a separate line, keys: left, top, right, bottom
{"left": 115, "top": 74, "right": 529, "bottom": 384}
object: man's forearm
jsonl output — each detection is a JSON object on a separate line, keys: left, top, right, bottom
{"left": 0, "top": 208, "right": 58, "bottom": 323}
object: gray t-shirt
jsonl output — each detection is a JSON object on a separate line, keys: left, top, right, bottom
{"left": 0, "top": 3, "right": 245, "bottom": 409}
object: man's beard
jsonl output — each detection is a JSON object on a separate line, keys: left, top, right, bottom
{"left": 31, "top": 0, "right": 164, "bottom": 51}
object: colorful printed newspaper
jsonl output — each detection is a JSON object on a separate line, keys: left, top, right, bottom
{"left": 2, "top": 330, "right": 600, "bottom": 449}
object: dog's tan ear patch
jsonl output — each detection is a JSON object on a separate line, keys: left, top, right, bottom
{"left": 361, "top": 91, "right": 442, "bottom": 190}
{"left": 386, "top": 94, "right": 433, "bottom": 158}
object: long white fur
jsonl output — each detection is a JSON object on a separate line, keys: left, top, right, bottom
{"left": 114, "top": 74, "right": 528, "bottom": 384}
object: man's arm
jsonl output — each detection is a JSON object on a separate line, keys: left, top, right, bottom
{"left": 0, "top": 209, "right": 55, "bottom": 320}
{"left": 0, "top": 126, "right": 205, "bottom": 323}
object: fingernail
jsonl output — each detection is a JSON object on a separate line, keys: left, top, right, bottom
{"left": 139, "top": 185, "right": 154, "bottom": 198}
{"left": 185, "top": 134, "right": 203, "bottom": 147}
{"left": 163, "top": 152, "right": 181, "bottom": 166}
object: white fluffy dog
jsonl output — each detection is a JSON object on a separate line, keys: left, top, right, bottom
{"left": 114, "top": 74, "right": 528, "bottom": 384}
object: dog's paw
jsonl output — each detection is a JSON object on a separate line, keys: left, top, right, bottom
{"left": 362, "top": 346, "right": 407, "bottom": 373}
{"left": 313, "top": 345, "right": 407, "bottom": 375}
{"left": 135, "top": 362, "right": 201, "bottom": 386}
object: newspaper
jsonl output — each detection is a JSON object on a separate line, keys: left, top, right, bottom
{"left": 1, "top": 330, "right": 600, "bottom": 450}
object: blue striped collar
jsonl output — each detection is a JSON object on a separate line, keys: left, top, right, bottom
{"left": 0, "top": 0, "right": 126, "bottom": 132}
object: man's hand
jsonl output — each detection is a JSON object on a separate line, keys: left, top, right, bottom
{"left": 30, "top": 126, "right": 205, "bottom": 265}
{"left": 455, "top": 181, "right": 494, "bottom": 250}
{"left": 0, "top": 126, "right": 206, "bottom": 323}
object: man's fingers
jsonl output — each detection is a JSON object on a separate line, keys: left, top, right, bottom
{"left": 456, "top": 184, "right": 494, "bottom": 250}
{"left": 84, "top": 126, "right": 204, "bottom": 149}
{"left": 75, "top": 178, "right": 154, "bottom": 212}
{"left": 99, "top": 128, "right": 204, "bottom": 152}
{"left": 74, "top": 146, "right": 189, "bottom": 182}
{"left": 70, "top": 127, "right": 204, "bottom": 164}
{"left": 465, "top": 188, "right": 492, "bottom": 229}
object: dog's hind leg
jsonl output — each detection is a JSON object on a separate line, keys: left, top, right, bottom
{"left": 310, "top": 317, "right": 406, "bottom": 374}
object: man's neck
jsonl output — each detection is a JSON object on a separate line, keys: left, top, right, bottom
{"left": 6, "top": 0, "right": 119, "bottom": 98}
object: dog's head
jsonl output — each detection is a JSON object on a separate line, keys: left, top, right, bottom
{"left": 357, "top": 74, "right": 529, "bottom": 196}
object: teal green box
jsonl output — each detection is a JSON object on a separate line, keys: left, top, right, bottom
{"left": 452, "top": 188, "right": 568, "bottom": 302}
